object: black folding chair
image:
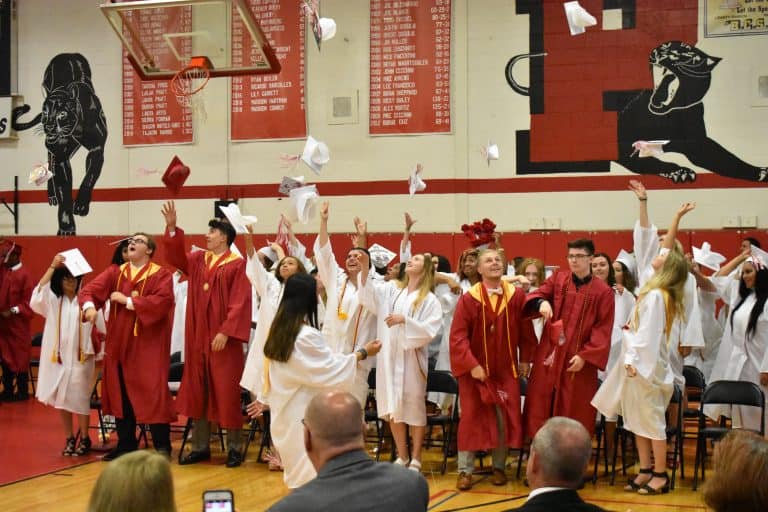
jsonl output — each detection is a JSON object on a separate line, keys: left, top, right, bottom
{"left": 682, "top": 365, "right": 706, "bottom": 441}
{"left": 667, "top": 385, "right": 684, "bottom": 489}
{"left": 692, "top": 380, "right": 765, "bottom": 490}
{"left": 28, "top": 333, "right": 43, "bottom": 394}
{"left": 424, "top": 370, "right": 459, "bottom": 474}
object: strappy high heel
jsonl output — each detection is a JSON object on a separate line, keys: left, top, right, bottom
{"left": 62, "top": 436, "right": 77, "bottom": 456}
{"left": 637, "top": 471, "right": 670, "bottom": 495}
{"left": 74, "top": 436, "right": 92, "bottom": 456}
{"left": 624, "top": 467, "right": 652, "bottom": 492}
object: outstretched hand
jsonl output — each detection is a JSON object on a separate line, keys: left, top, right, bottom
{"left": 320, "top": 201, "right": 329, "bottom": 221}
{"left": 161, "top": 201, "right": 177, "bottom": 230}
{"left": 404, "top": 212, "right": 416, "bottom": 231}
{"left": 628, "top": 180, "right": 647, "bottom": 200}
{"left": 676, "top": 202, "right": 696, "bottom": 217}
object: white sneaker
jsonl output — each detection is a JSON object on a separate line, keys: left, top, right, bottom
{"left": 408, "top": 459, "right": 422, "bottom": 472}
{"left": 394, "top": 457, "right": 408, "bottom": 466}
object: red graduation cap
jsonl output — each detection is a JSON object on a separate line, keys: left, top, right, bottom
{"left": 162, "top": 155, "right": 190, "bottom": 194}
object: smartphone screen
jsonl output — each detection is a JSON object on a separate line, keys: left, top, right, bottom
{"left": 203, "top": 490, "right": 234, "bottom": 512}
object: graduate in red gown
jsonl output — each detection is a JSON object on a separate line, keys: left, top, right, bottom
{"left": 523, "top": 239, "right": 614, "bottom": 439}
{"left": 161, "top": 201, "right": 252, "bottom": 468}
{"left": 450, "top": 249, "right": 537, "bottom": 491}
{"left": 80, "top": 233, "right": 176, "bottom": 459}
{"left": 0, "top": 242, "right": 34, "bottom": 401}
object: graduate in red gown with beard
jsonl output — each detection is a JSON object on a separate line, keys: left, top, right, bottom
{"left": 0, "top": 242, "right": 34, "bottom": 401}
{"left": 523, "top": 239, "right": 614, "bottom": 440}
{"left": 80, "top": 233, "right": 176, "bottom": 459}
{"left": 450, "top": 249, "right": 537, "bottom": 491}
{"left": 162, "top": 201, "right": 252, "bottom": 468}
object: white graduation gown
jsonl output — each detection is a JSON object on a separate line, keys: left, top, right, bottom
{"left": 170, "top": 272, "right": 187, "bottom": 359}
{"left": 634, "top": 221, "right": 704, "bottom": 387}
{"left": 313, "top": 237, "right": 377, "bottom": 406}
{"left": 600, "top": 287, "right": 636, "bottom": 381}
{"left": 265, "top": 325, "right": 358, "bottom": 488}
{"left": 240, "top": 255, "right": 283, "bottom": 402}
{"left": 357, "top": 277, "right": 442, "bottom": 426}
{"left": 30, "top": 283, "right": 99, "bottom": 416}
{"left": 705, "top": 275, "right": 768, "bottom": 430}
{"left": 684, "top": 289, "right": 723, "bottom": 381}
{"left": 592, "top": 289, "right": 674, "bottom": 440}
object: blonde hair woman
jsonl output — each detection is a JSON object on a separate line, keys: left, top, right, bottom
{"left": 358, "top": 253, "right": 442, "bottom": 472}
{"left": 87, "top": 451, "right": 176, "bottom": 512}
{"left": 592, "top": 243, "right": 689, "bottom": 495}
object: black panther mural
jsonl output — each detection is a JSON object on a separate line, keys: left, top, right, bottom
{"left": 12, "top": 53, "right": 107, "bottom": 235}
{"left": 507, "top": 1, "right": 766, "bottom": 184}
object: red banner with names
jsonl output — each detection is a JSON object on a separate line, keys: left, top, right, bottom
{"left": 122, "top": 6, "right": 193, "bottom": 146}
{"left": 369, "top": 0, "right": 451, "bottom": 135}
{"left": 230, "top": 0, "right": 306, "bottom": 141}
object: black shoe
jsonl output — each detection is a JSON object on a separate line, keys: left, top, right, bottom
{"left": 9, "top": 391, "right": 29, "bottom": 402}
{"left": 0, "top": 390, "right": 13, "bottom": 402}
{"left": 102, "top": 447, "right": 132, "bottom": 462}
{"left": 225, "top": 449, "right": 243, "bottom": 468}
{"left": 179, "top": 449, "right": 211, "bottom": 465}
{"left": 74, "top": 436, "right": 92, "bottom": 456}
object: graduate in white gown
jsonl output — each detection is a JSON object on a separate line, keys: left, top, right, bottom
{"left": 705, "top": 248, "right": 768, "bottom": 432}
{"left": 31, "top": 254, "right": 104, "bottom": 456}
{"left": 592, "top": 243, "right": 690, "bottom": 495}
{"left": 264, "top": 273, "right": 381, "bottom": 489}
{"left": 358, "top": 252, "right": 442, "bottom": 472}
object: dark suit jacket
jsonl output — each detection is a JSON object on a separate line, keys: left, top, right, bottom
{"left": 267, "top": 450, "right": 429, "bottom": 512}
{"left": 504, "top": 489, "right": 608, "bottom": 512}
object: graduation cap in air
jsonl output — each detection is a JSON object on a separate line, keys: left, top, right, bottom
{"left": 563, "top": 1, "right": 597, "bottom": 36}
{"left": 482, "top": 142, "right": 499, "bottom": 167}
{"left": 408, "top": 164, "right": 426, "bottom": 196}
{"left": 288, "top": 184, "right": 320, "bottom": 224}
{"left": 279, "top": 176, "right": 306, "bottom": 196}
{"left": 28, "top": 162, "right": 53, "bottom": 186}
{"left": 301, "top": 136, "right": 330, "bottom": 175}
{"left": 692, "top": 242, "right": 726, "bottom": 271}
{"left": 369, "top": 243, "right": 397, "bottom": 269}
{"left": 162, "top": 155, "right": 191, "bottom": 194}
{"left": 218, "top": 202, "right": 258, "bottom": 234}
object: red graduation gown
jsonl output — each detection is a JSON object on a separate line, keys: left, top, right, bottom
{"left": 79, "top": 262, "right": 176, "bottom": 423}
{"left": 523, "top": 271, "right": 614, "bottom": 438}
{"left": 0, "top": 265, "right": 34, "bottom": 372}
{"left": 450, "top": 282, "right": 537, "bottom": 451}
{"left": 164, "top": 228, "right": 252, "bottom": 429}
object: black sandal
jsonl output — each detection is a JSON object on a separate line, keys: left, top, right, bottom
{"left": 623, "top": 467, "right": 652, "bottom": 492}
{"left": 62, "top": 436, "right": 77, "bottom": 456}
{"left": 637, "top": 471, "right": 670, "bottom": 495}
{"left": 74, "top": 436, "right": 92, "bottom": 456}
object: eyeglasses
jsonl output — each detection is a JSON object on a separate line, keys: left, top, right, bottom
{"left": 567, "top": 253, "right": 591, "bottom": 260}
{"left": 128, "top": 238, "right": 148, "bottom": 245}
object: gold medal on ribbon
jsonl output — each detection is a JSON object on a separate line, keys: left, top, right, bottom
{"left": 131, "top": 290, "right": 139, "bottom": 298}
{"left": 203, "top": 282, "right": 210, "bottom": 291}
{"left": 489, "top": 324, "right": 495, "bottom": 333}
{"left": 337, "top": 310, "right": 348, "bottom": 320}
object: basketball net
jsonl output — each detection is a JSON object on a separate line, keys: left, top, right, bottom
{"left": 170, "top": 57, "right": 211, "bottom": 122}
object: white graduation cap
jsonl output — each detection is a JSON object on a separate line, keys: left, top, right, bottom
{"left": 630, "top": 140, "right": 670, "bottom": 158}
{"left": 319, "top": 17, "right": 337, "bottom": 41}
{"left": 258, "top": 245, "right": 278, "bottom": 263}
{"left": 217, "top": 203, "right": 258, "bottom": 234}
{"left": 300, "top": 136, "right": 330, "bottom": 175}
{"left": 28, "top": 162, "right": 53, "bottom": 186}
{"left": 368, "top": 243, "right": 397, "bottom": 269}
{"left": 692, "top": 242, "right": 726, "bottom": 271}
{"left": 288, "top": 184, "right": 319, "bottom": 224}
{"left": 408, "top": 163, "right": 426, "bottom": 196}
{"left": 747, "top": 244, "right": 768, "bottom": 270}
{"left": 278, "top": 175, "right": 305, "bottom": 195}
{"left": 563, "top": 1, "right": 597, "bottom": 36}
{"left": 482, "top": 142, "right": 500, "bottom": 166}
{"left": 544, "top": 265, "right": 559, "bottom": 279}
{"left": 59, "top": 248, "right": 92, "bottom": 277}
{"left": 190, "top": 244, "right": 205, "bottom": 253}
{"left": 615, "top": 249, "right": 637, "bottom": 278}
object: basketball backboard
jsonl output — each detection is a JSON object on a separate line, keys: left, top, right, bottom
{"left": 100, "top": 0, "right": 281, "bottom": 80}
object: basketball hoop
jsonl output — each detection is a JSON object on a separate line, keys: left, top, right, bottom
{"left": 170, "top": 56, "right": 212, "bottom": 121}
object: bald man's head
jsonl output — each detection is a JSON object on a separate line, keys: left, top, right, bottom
{"left": 304, "top": 390, "right": 365, "bottom": 449}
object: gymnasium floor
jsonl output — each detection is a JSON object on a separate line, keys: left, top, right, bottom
{"left": 0, "top": 398, "right": 710, "bottom": 512}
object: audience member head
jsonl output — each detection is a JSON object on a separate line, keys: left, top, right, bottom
{"left": 111, "top": 238, "right": 130, "bottom": 265}
{"left": 703, "top": 430, "right": 768, "bottom": 512}
{"left": 126, "top": 233, "right": 155, "bottom": 263}
{"left": 527, "top": 417, "right": 592, "bottom": 489}
{"left": 741, "top": 237, "right": 762, "bottom": 252}
{"left": 275, "top": 255, "right": 307, "bottom": 283}
{"left": 303, "top": 390, "right": 365, "bottom": 471}
{"left": 87, "top": 450, "right": 177, "bottom": 512}
{"left": 613, "top": 259, "right": 637, "bottom": 294}
{"left": 457, "top": 248, "right": 479, "bottom": 283}
{"left": 591, "top": 252, "right": 615, "bottom": 287}
{"left": 517, "top": 257, "right": 545, "bottom": 290}
{"left": 207, "top": 217, "right": 236, "bottom": 250}
{"left": 50, "top": 266, "right": 82, "bottom": 298}
{"left": 566, "top": 239, "right": 595, "bottom": 278}
{"left": 264, "top": 273, "right": 318, "bottom": 362}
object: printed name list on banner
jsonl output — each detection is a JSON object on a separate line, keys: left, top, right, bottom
{"left": 231, "top": 0, "right": 306, "bottom": 141}
{"left": 370, "top": 0, "right": 451, "bottom": 135}
{"left": 122, "top": 6, "right": 193, "bottom": 146}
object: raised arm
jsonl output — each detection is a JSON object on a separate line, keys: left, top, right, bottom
{"left": 318, "top": 201, "right": 330, "bottom": 248}
{"left": 161, "top": 200, "right": 189, "bottom": 274}
{"left": 401, "top": 212, "right": 416, "bottom": 260}
{"left": 31, "top": 254, "right": 65, "bottom": 316}
{"left": 628, "top": 179, "right": 649, "bottom": 228}
{"left": 662, "top": 202, "right": 696, "bottom": 251}
{"left": 714, "top": 248, "right": 750, "bottom": 277}
{"left": 353, "top": 215, "right": 368, "bottom": 249}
